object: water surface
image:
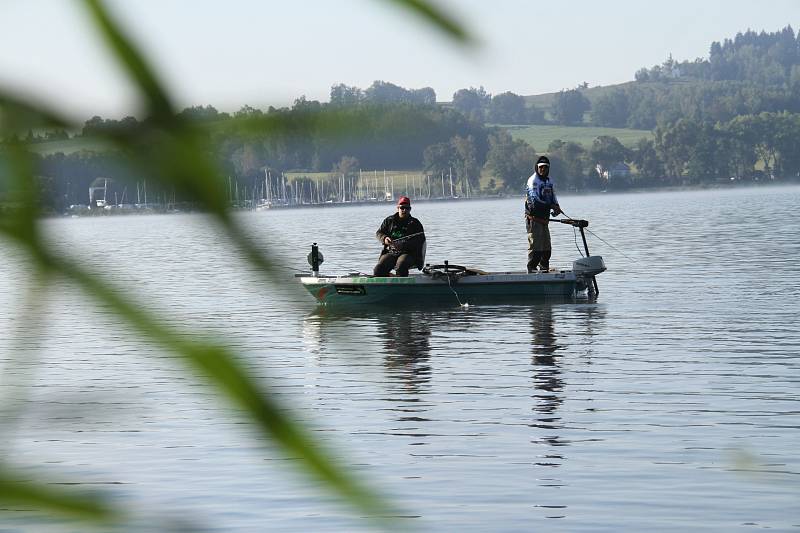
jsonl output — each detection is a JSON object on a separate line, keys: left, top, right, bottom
{"left": 1, "top": 186, "right": 798, "bottom": 531}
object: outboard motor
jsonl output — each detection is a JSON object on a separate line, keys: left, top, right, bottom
{"left": 573, "top": 255, "right": 605, "bottom": 295}
{"left": 307, "top": 243, "right": 324, "bottom": 277}
{"left": 572, "top": 255, "right": 606, "bottom": 278}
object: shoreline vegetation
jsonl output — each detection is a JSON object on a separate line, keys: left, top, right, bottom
{"left": 35, "top": 178, "right": 796, "bottom": 218}
{"left": 8, "top": 26, "right": 800, "bottom": 219}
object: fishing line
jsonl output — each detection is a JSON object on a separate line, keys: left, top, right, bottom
{"left": 559, "top": 210, "right": 639, "bottom": 263}
{"left": 445, "top": 273, "right": 468, "bottom": 307}
{"left": 583, "top": 228, "right": 639, "bottom": 263}
{"left": 572, "top": 227, "right": 585, "bottom": 257}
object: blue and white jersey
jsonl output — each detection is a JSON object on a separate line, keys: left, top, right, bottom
{"left": 526, "top": 173, "right": 558, "bottom": 206}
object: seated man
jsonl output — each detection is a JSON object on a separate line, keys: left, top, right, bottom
{"left": 374, "top": 196, "right": 426, "bottom": 277}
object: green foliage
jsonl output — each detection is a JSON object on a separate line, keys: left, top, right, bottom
{"left": 590, "top": 136, "right": 631, "bottom": 173}
{"left": 552, "top": 89, "right": 591, "bottom": 125}
{"left": 631, "top": 138, "right": 664, "bottom": 181}
{"left": 637, "top": 26, "right": 800, "bottom": 85}
{"left": 487, "top": 92, "right": 542, "bottom": 124}
{"left": 329, "top": 81, "right": 436, "bottom": 106}
{"left": 330, "top": 83, "right": 364, "bottom": 107}
{"left": 450, "top": 135, "right": 480, "bottom": 194}
{"left": 0, "top": 0, "right": 474, "bottom": 528}
{"left": 591, "top": 88, "right": 630, "bottom": 128}
{"left": 422, "top": 140, "right": 456, "bottom": 176}
{"left": 484, "top": 129, "right": 536, "bottom": 191}
{"left": 22, "top": 103, "right": 493, "bottom": 209}
{"left": 546, "top": 139, "right": 590, "bottom": 189}
{"left": 452, "top": 86, "right": 490, "bottom": 122}
{"left": 620, "top": 27, "right": 800, "bottom": 129}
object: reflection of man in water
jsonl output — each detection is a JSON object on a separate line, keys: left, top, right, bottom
{"left": 379, "top": 311, "right": 432, "bottom": 395}
{"left": 530, "top": 306, "right": 563, "bottom": 422}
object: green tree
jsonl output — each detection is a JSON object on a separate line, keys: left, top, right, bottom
{"left": 772, "top": 112, "right": 800, "bottom": 177}
{"left": 234, "top": 104, "right": 263, "bottom": 118}
{"left": 547, "top": 139, "right": 589, "bottom": 189}
{"left": 422, "top": 141, "right": 455, "bottom": 177}
{"left": 591, "top": 88, "right": 629, "bottom": 127}
{"left": 411, "top": 87, "right": 437, "bottom": 105}
{"left": 655, "top": 118, "right": 696, "bottom": 182}
{"left": 450, "top": 134, "right": 480, "bottom": 194}
{"left": 177, "top": 104, "right": 229, "bottom": 121}
{"left": 292, "top": 95, "right": 323, "bottom": 113}
{"left": 452, "top": 86, "right": 490, "bottom": 122}
{"left": 632, "top": 138, "right": 665, "bottom": 181}
{"left": 552, "top": 88, "right": 590, "bottom": 125}
{"left": 590, "top": 136, "right": 631, "bottom": 175}
{"left": 364, "top": 80, "right": 411, "bottom": 104}
{"left": 487, "top": 92, "right": 527, "bottom": 124}
{"left": 329, "top": 83, "right": 363, "bottom": 106}
{"left": 726, "top": 113, "right": 778, "bottom": 176}
{"left": 484, "top": 129, "right": 536, "bottom": 191}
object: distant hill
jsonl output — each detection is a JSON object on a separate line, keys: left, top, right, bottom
{"left": 522, "top": 82, "right": 636, "bottom": 111}
{"left": 519, "top": 26, "right": 800, "bottom": 130}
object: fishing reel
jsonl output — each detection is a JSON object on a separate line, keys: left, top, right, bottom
{"left": 422, "top": 261, "right": 468, "bottom": 281}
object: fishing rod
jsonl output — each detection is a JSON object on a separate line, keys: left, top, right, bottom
{"left": 385, "top": 231, "right": 424, "bottom": 244}
{"left": 385, "top": 231, "right": 425, "bottom": 254}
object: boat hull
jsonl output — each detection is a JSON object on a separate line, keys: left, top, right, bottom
{"left": 300, "top": 271, "right": 585, "bottom": 307}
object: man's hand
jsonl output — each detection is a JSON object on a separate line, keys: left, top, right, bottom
{"left": 551, "top": 205, "right": 562, "bottom": 216}
{"left": 383, "top": 237, "right": 392, "bottom": 246}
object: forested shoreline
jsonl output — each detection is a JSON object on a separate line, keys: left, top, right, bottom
{"left": 4, "top": 26, "right": 800, "bottom": 214}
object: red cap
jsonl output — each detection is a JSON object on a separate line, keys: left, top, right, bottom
{"left": 397, "top": 196, "right": 411, "bottom": 206}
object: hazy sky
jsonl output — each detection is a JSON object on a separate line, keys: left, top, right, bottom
{"left": 1, "top": 0, "right": 797, "bottom": 120}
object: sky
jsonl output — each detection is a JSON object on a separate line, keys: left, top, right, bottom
{"left": 1, "top": 0, "right": 797, "bottom": 121}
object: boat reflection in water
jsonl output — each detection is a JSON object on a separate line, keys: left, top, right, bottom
{"left": 527, "top": 302, "right": 607, "bottom": 520}
{"left": 302, "top": 302, "right": 607, "bottom": 522}
{"left": 377, "top": 311, "right": 433, "bottom": 396}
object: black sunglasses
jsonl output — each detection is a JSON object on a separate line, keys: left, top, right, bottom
{"left": 398, "top": 205, "right": 410, "bottom": 210}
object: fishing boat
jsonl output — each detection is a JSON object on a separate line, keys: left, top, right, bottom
{"left": 298, "top": 218, "right": 606, "bottom": 307}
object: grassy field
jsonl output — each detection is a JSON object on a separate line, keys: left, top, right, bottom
{"left": 500, "top": 124, "right": 653, "bottom": 150}
{"left": 30, "top": 137, "right": 109, "bottom": 155}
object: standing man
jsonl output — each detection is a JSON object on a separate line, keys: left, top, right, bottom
{"left": 525, "top": 156, "right": 561, "bottom": 273}
{"left": 374, "top": 196, "right": 426, "bottom": 277}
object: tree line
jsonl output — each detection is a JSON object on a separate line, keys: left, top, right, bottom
{"left": 6, "top": 25, "right": 800, "bottom": 213}
{"left": 593, "top": 26, "right": 800, "bottom": 129}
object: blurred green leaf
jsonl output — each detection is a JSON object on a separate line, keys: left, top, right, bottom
{"left": 0, "top": 92, "right": 71, "bottom": 134}
{"left": 0, "top": 469, "right": 120, "bottom": 522}
{"left": 82, "top": 0, "right": 173, "bottom": 118}
{"left": 384, "top": 0, "right": 473, "bottom": 44}
{"left": 0, "top": 219, "right": 396, "bottom": 522}
{"left": 0, "top": 0, "right": 474, "bottom": 527}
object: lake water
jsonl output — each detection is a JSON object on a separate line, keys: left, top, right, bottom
{"left": 1, "top": 186, "right": 799, "bottom": 532}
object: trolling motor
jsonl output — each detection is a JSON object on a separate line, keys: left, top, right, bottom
{"left": 551, "top": 218, "right": 605, "bottom": 295}
{"left": 307, "top": 243, "right": 324, "bottom": 277}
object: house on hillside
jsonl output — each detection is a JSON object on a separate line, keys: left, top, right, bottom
{"left": 596, "top": 162, "right": 631, "bottom": 181}
{"left": 607, "top": 162, "right": 631, "bottom": 180}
